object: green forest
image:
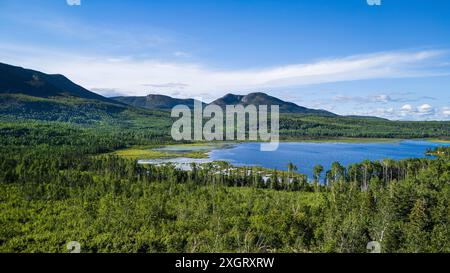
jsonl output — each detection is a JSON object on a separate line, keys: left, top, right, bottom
{"left": 2, "top": 93, "right": 450, "bottom": 140}
{"left": 0, "top": 119, "right": 449, "bottom": 253}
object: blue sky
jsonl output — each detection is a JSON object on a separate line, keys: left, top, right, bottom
{"left": 0, "top": 0, "right": 449, "bottom": 120}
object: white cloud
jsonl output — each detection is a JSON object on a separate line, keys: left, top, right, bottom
{"left": 0, "top": 44, "right": 447, "bottom": 100}
{"left": 401, "top": 104, "right": 413, "bottom": 111}
{"left": 399, "top": 104, "right": 414, "bottom": 116}
{"left": 442, "top": 107, "right": 450, "bottom": 117}
{"left": 363, "top": 103, "right": 449, "bottom": 121}
{"left": 417, "top": 103, "right": 435, "bottom": 116}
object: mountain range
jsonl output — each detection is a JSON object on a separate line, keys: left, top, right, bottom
{"left": 1, "top": 62, "right": 449, "bottom": 139}
{"left": 112, "top": 92, "right": 335, "bottom": 116}
{"left": 0, "top": 62, "right": 335, "bottom": 117}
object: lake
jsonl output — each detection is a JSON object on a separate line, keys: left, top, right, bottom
{"left": 208, "top": 140, "right": 449, "bottom": 178}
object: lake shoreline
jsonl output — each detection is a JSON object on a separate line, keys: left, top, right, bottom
{"left": 112, "top": 138, "right": 450, "bottom": 161}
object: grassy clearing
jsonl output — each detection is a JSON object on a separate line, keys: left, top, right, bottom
{"left": 112, "top": 142, "right": 235, "bottom": 160}
{"left": 112, "top": 146, "right": 209, "bottom": 159}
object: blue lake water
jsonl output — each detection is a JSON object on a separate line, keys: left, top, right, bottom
{"left": 209, "top": 140, "right": 449, "bottom": 178}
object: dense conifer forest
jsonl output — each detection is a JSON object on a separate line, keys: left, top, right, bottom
{"left": 0, "top": 120, "right": 448, "bottom": 253}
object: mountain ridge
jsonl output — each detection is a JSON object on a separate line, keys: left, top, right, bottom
{"left": 0, "top": 62, "right": 118, "bottom": 104}
{"left": 112, "top": 94, "right": 205, "bottom": 111}
{"left": 209, "top": 92, "right": 336, "bottom": 116}
{"left": 113, "top": 92, "right": 337, "bottom": 116}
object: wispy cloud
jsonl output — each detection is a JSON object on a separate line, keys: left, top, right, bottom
{"left": 2, "top": 14, "right": 171, "bottom": 55}
{"left": 142, "top": 82, "right": 189, "bottom": 89}
{"left": 333, "top": 94, "right": 396, "bottom": 104}
{"left": 0, "top": 44, "right": 447, "bottom": 99}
